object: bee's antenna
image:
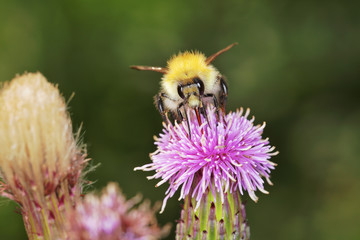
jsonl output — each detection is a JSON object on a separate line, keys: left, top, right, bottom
{"left": 130, "top": 65, "right": 167, "bottom": 74}
{"left": 205, "top": 42, "right": 238, "bottom": 65}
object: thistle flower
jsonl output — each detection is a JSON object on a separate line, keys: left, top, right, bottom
{"left": 135, "top": 106, "right": 277, "bottom": 238}
{"left": 136, "top": 106, "right": 277, "bottom": 213}
{"left": 0, "top": 73, "right": 88, "bottom": 239}
{"left": 67, "top": 182, "right": 170, "bottom": 240}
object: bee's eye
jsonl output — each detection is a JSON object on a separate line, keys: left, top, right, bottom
{"left": 177, "top": 85, "right": 185, "bottom": 99}
{"left": 193, "top": 77, "right": 204, "bottom": 95}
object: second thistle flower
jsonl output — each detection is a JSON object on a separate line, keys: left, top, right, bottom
{"left": 67, "top": 182, "right": 170, "bottom": 240}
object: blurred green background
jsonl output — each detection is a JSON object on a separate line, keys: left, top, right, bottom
{"left": 1, "top": 0, "right": 359, "bottom": 239}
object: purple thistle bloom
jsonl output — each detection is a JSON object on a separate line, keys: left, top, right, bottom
{"left": 135, "top": 106, "right": 278, "bottom": 213}
{"left": 67, "top": 183, "right": 169, "bottom": 240}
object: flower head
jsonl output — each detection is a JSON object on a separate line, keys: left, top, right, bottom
{"left": 67, "top": 182, "right": 169, "bottom": 240}
{"left": 0, "top": 72, "right": 88, "bottom": 239}
{"left": 0, "top": 72, "right": 84, "bottom": 198}
{"left": 136, "top": 106, "right": 277, "bottom": 212}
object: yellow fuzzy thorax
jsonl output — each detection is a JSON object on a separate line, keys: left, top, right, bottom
{"left": 163, "top": 51, "right": 213, "bottom": 83}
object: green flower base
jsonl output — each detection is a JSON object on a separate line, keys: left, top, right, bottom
{"left": 176, "top": 189, "right": 250, "bottom": 240}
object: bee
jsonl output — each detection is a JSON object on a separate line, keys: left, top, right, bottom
{"left": 131, "top": 43, "right": 237, "bottom": 124}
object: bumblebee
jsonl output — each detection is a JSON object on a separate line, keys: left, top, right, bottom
{"left": 131, "top": 43, "right": 237, "bottom": 123}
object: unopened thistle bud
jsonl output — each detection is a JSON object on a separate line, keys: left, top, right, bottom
{"left": 67, "top": 182, "right": 170, "bottom": 240}
{"left": 0, "top": 73, "right": 88, "bottom": 239}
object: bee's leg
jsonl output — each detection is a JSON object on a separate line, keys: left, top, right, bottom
{"left": 176, "top": 103, "right": 191, "bottom": 139}
{"left": 198, "top": 99, "right": 211, "bottom": 128}
{"left": 177, "top": 102, "right": 191, "bottom": 139}
{"left": 155, "top": 93, "right": 182, "bottom": 123}
{"left": 218, "top": 77, "right": 228, "bottom": 113}
{"left": 154, "top": 93, "right": 168, "bottom": 124}
{"left": 199, "top": 105, "right": 210, "bottom": 128}
{"left": 167, "top": 111, "right": 176, "bottom": 123}
{"left": 184, "top": 106, "right": 191, "bottom": 139}
{"left": 204, "top": 93, "right": 220, "bottom": 120}
{"left": 176, "top": 107, "right": 184, "bottom": 122}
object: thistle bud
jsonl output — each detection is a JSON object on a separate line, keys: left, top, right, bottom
{"left": 0, "top": 73, "right": 88, "bottom": 239}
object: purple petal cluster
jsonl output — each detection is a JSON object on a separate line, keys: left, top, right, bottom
{"left": 136, "top": 106, "right": 277, "bottom": 212}
{"left": 67, "top": 183, "right": 167, "bottom": 240}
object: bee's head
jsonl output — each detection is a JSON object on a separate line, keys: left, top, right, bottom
{"left": 177, "top": 77, "right": 204, "bottom": 108}
{"left": 160, "top": 51, "right": 217, "bottom": 107}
